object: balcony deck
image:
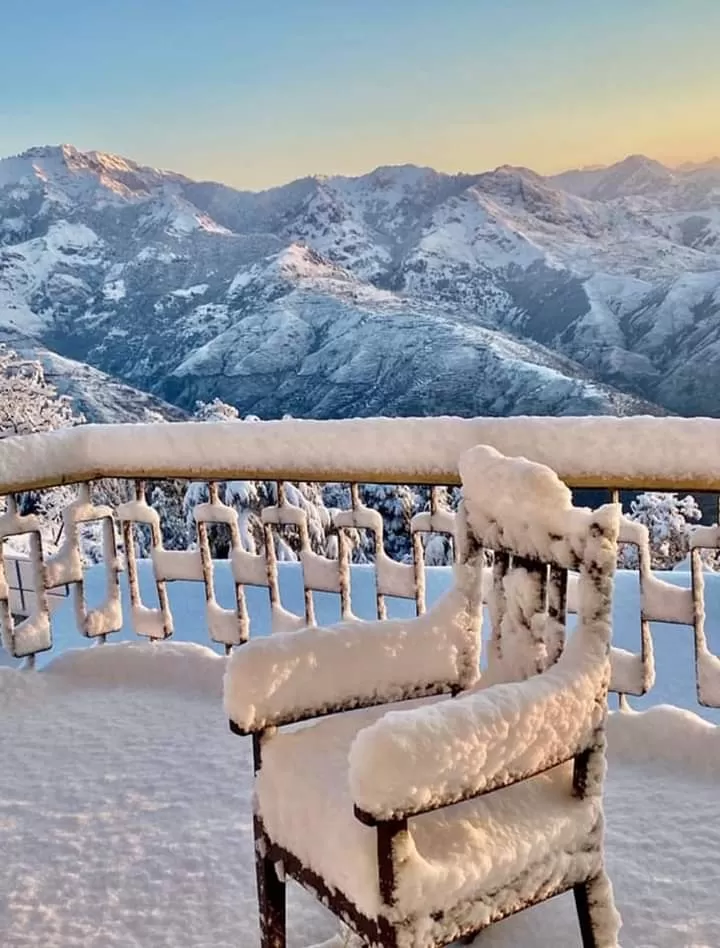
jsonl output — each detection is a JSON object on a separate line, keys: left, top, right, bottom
{"left": 1, "top": 417, "right": 720, "bottom": 946}
{"left": 0, "top": 638, "right": 717, "bottom": 948}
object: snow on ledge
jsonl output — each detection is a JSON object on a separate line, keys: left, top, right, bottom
{"left": 0, "top": 653, "right": 717, "bottom": 948}
{"left": 607, "top": 704, "right": 720, "bottom": 777}
{"left": 42, "top": 641, "right": 225, "bottom": 698}
{"left": 4, "top": 641, "right": 718, "bottom": 782}
{"left": 3, "top": 415, "right": 720, "bottom": 492}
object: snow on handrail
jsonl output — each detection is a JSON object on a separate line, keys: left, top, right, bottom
{"left": 2, "top": 415, "right": 720, "bottom": 493}
{"left": 1, "top": 415, "right": 720, "bottom": 709}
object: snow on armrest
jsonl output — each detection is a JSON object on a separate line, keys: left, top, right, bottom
{"left": 348, "top": 634, "right": 608, "bottom": 821}
{"left": 223, "top": 577, "right": 480, "bottom": 732}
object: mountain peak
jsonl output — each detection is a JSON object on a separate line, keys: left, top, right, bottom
{"left": 493, "top": 163, "right": 542, "bottom": 177}
{"left": 0, "top": 143, "right": 186, "bottom": 203}
{"left": 15, "top": 143, "right": 68, "bottom": 160}
{"left": 549, "top": 153, "right": 676, "bottom": 200}
{"left": 597, "top": 154, "right": 676, "bottom": 195}
{"left": 617, "top": 153, "right": 667, "bottom": 169}
{"left": 16, "top": 143, "right": 150, "bottom": 172}
{"left": 482, "top": 164, "right": 548, "bottom": 192}
{"left": 14, "top": 143, "right": 103, "bottom": 167}
{"left": 365, "top": 162, "right": 434, "bottom": 178}
{"left": 320, "top": 163, "right": 443, "bottom": 194}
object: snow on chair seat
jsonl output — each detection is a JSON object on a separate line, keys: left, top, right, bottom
{"left": 224, "top": 444, "right": 621, "bottom": 948}
{"left": 255, "top": 703, "right": 602, "bottom": 923}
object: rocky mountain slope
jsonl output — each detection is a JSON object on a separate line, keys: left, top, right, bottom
{"left": 0, "top": 330, "right": 187, "bottom": 423}
{"left": 2, "top": 144, "right": 720, "bottom": 418}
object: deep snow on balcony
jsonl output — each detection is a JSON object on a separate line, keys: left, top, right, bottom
{"left": 0, "top": 565, "right": 718, "bottom": 947}
{"left": 0, "top": 641, "right": 718, "bottom": 948}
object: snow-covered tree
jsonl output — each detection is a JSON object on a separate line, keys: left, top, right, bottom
{"left": 0, "top": 346, "right": 132, "bottom": 565}
{"left": 423, "top": 532, "right": 453, "bottom": 566}
{"left": 178, "top": 405, "right": 341, "bottom": 560}
{"left": 619, "top": 491, "right": 702, "bottom": 570}
{"left": 186, "top": 478, "right": 337, "bottom": 561}
{"left": 149, "top": 483, "right": 188, "bottom": 552}
{"left": 193, "top": 398, "right": 240, "bottom": 422}
{"left": 417, "top": 487, "right": 458, "bottom": 567}
{"left": 0, "top": 345, "right": 88, "bottom": 555}
{"left": 0, "top": 344, "right": 79, "bottom": 438}
{"left": 357, "top": 483, "right": 420, "bottom": 561}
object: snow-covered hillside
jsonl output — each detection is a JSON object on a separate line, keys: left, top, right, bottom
{"left": 0, "top": 330, "right": 186, "bottom": 423}
{"left": 3, "top": 144, "right": 720, "bottom": 417}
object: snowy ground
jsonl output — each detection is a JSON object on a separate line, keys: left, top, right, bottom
{"left": 0, "top": 565, "right": 718, "bottom": 947}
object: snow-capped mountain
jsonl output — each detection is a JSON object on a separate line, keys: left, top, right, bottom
{"left": 3, "top": 143, "right": 720, "bottom": 419}
{"left": 549, "top": 154, "right": 720, "bottom": 207}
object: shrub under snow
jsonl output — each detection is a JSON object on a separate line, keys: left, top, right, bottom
{"left": 619, "top": 491, "right": 702, "bottom": 570}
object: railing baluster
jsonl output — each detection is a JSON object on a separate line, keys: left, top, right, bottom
{"left": 0, "top": 445, "right": 714, "bottom": 713}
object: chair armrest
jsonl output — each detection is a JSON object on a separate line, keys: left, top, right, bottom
{"left": 223, "top": 583, "right": 480, "bottom": 733}
{"left": 348, "top": 634, "right": 609, "bottom": 822}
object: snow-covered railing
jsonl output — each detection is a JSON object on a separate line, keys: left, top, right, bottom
{"left": 0, "top": 415, "right": 719, "bottom": 710}
{"left": 4, "top": 415, "right": 720, "bottom": 491}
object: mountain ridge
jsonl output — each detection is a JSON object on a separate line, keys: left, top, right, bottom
{"left": 8, "top": 142, "right": 718, "bottom": 196}
{"left": 3, "top": 143, "right": 720, "bottom": 420}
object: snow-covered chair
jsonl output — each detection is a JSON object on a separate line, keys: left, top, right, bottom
{"left": 223, "top": 445, "right": 621, "bottom": 948}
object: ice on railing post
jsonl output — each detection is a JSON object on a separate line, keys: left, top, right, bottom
{"left": 545, "top": 563, "right": 567, "bottom": 666}
{"left": 409, "top": 486, "right": 457, "bottom": 614}
{"left": 45, "top": 483, "right": 122, "bottom": 642}
{"left": 117, "top": 482, "right": 173, "bottom": 640}
{"left": 194, "top": 482, "right": 250, "bottom": 651}
{"left": 607, "top": 516, "right": 657, "bottom": 699}
{"left": 260, "top": 481, "right": 325, "bottom": 633}
{"left": 690, "top": 525, "right": 720, "bottom": 707}
{"left": 0, "top": 496, "right": 52, "bottom": 659}
{"left": 334, "top": 483, "right": 417, "bottom": 621}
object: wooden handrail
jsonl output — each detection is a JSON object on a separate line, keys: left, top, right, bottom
{"left": 1, "top": 415, "right": 720, "bottom": 493}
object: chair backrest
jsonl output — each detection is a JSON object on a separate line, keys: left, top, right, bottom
{"left": 458, "top": 444, "right": 620, "bottom": 687}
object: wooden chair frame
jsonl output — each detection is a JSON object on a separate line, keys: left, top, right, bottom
{"left": 228, "top": 453, "right": 619, "bottom": 948}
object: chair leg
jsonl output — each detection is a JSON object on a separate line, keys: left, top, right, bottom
{"left": 573, "top": 872, "right": 620, "bottom": 948}
{"left": 255, "top": 831, "right": 286, "bottom": 948}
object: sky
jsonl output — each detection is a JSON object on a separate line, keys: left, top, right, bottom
{"left": 1, "top": 0, "right": 719, "bottom": 191}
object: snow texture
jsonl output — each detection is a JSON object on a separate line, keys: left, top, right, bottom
{"left": 0, "top": 642, "right": 717, "bottom": 947}
{"left": 348, "top": 446, "right": 618, "bottom": 820}
{"left": 256, "top": 704, "right": 602, "bottom": 921}
{"left": 223, "top": 573, "right": 480, "bottom": 731}
{"left": 347, "top": 626, "right": 608, "bottom": 819}
{"left": 6, "top": 415, "right": 720, "bottom": 493}
{"left": 458, "top": 444, "right": 616, "bottom": 566}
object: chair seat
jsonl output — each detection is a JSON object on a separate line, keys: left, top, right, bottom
{"left": 255, "top": 702, "right": 602, "bottom": 922}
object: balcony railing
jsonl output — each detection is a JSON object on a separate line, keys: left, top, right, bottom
{"left": 0, "top": 416, "right": 719, "bottom": 711}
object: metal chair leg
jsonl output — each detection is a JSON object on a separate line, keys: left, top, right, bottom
{"left": 255, "top": 820, "right": 286, "bottom": 948}
{"left": 574, "top": 873, "right": 619, "bottom": 948}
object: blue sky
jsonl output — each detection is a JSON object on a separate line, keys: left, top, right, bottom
{"left": 1, "top": 0, "right": 719, "bottom": 189}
